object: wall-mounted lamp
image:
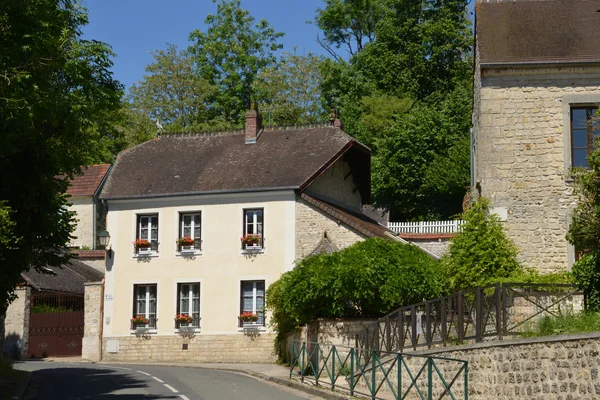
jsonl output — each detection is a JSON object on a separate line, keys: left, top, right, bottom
{"left": 98, "top": 230, "right": 112, "bottom": 259}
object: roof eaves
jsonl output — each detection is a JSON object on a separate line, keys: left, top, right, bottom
{"left": 101, "top": 185, "right": 299, "bottom": 201}
{"left": 298, "top": 141, "right": 354, "bottom": 193}
{"left": 93, "top": 165, "right": 112, "bottom": 198}
{"left": 481, "top": 60, "right": 600, "bottom": 69}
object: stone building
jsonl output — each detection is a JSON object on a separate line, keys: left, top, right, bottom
{"left": 89, "top": 111, "right": 403, "bottom": 363}
{"left": 472, "top": 0, "right": 600, "bottom": 272}
{"left": 67, "top": 163, "right": 111, "bottom": 250}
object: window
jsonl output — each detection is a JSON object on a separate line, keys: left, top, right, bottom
{"left": 178, "top": 212, "right": 202, "bottom": 251}
{"left": 239, "top": 280, "right": 265, "bottom": 327}
{"left": 136, "top": 214, "right": 159, "bottom": 253}
{"left": 132, "top": 284, "right": 157, "bottom": 329}
{"left": 571, "top": 107, "right": 599, "bottom": 168}
{"left": 242, "top": 208, "right": 264, "bottom": 249}
{"left": 176, "top": 283, "right": 200, "bottom": 329}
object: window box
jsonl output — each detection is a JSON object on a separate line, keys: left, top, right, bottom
{"left": 135, "top": 215, "right": 159, "bottom": 255}
{"left": 176, "top": 283, "right": 200, "bottom": 330}
{"left": 242, "top": 208, "right": 264, "bottom": 251}
{"left": 178, "top": 213, "right": 202, "bottom": 254}
{"left": 239, "top": 281, "right": 265, "bottom": 329}
{"left": 132, "top": 285, "right": 157, "bottom": 331}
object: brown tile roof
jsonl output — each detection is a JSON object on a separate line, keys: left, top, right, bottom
{"left": 21, "top": 259, "right": 104, "bottom": 294}
{"left": 71, "top": 250, "right": 106, "bottom": 260}
{"left": 300, "top": 193, "right": 397, "bottom": 240}
{"left": 476, "top": 0, "right": 600, "bottom": 66}
{"left": 67, "top": 164, "right": 111, "bottom": 196}
{"left": 101, "top": 127, "right": 370, "bottom": 201}
{"left": 309, "top": 235, "right": 339, "bottom": 257}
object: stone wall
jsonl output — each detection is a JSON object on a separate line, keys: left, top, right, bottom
{"left": 305, "top": 158, "right": 363, "bottom": 212}
{"left": 399, "top": 234, "right": 454, "bottom": 258}
{"left": 3, "top": 287, "right": 30, "bottom": 359}
{"left": 473, "top": 65, "right": 600, "bottom": 272}
{"left": 69, "top": 197, "right": 95, "bottom": 249}
{"left": 295, "top": 197, "right": 366, "bottom": 260}
{"left": 82, "top": 282, "right": 103, "bottom": 361}
{"left": 102, "top": 332, "right": 277, "bottom": 363}
{"left": 408, "top": 332, "right": 600, "bottom": 400}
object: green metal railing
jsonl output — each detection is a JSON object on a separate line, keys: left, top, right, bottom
{"left": 290, "top": 341, "right": 468, "bottom": 400}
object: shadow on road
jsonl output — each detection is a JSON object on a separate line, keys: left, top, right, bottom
{"left": 28, "top": 367, "right": 179, "bottom": 399}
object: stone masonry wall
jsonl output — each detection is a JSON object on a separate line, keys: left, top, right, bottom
{"left": 102, "top": 332, "right": 277, "bottom": 363}
{"left": 474, "top": 66, "right": 600, "bottom": 272}
{"left": 2, "top": 287, "right": 30, "bottom": 359}
{"left": 305, "top": 158, "right": 363, "bottom": 212}
{"left": 410, "top": 332, "right": 600, "bottom": 400}
{"left": 82, "top": 282, "right": 103, "bottom": 361}
{"left": 69, "top": 197, "right": 94, "bottom": 249}
{"left": 295, "top": 197, "right": 366, "bottom": 261}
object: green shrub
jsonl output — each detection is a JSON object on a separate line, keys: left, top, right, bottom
{"left": 31, "top": 304, "right": 73, "bottom": 313}
{"left": 442, "top": 197, "right": 521, "bottom": 292}
{"left": 266, "top": 238, "right": 445, "bottom": 337}
{"left": 521, "top": 311, "right": 600, "bottom": 338}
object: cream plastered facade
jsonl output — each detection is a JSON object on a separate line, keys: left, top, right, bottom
{"left": 473, "top": 65, "right": 600, "bottom": 272}
{"left": 102, "top": 190, "right": 297, "bottom": 339}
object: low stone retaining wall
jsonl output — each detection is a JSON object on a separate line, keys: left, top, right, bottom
{"left": 411, "top": 332, "right": 600, "bottom": 400}
{"left": 102, "top": 332, "right": 277, "bottom": 363}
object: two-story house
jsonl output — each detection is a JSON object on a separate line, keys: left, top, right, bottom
{"left": 472, "top": 0, "right": 600, "bottom": 272}
{"left": 95, "top": 110, "right": 402, "bottom": 363}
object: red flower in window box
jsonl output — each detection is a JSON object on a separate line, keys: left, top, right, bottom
{"left": 174, "top": 314, "right": 193, "bottom": 323}
{"left": 176, "top": 236, "right": 195, "bottom": 247}
{"left": 133, "top": 239, "right": 151, "bottom": 248}
{"left": 131, "top": 315, "right": 149, "bottom": 325}
{"left": 240, "top": 234, "right": 260, "bottom": 246}
{"left": 239, "top": 312, "right": 258, "bottom": 322}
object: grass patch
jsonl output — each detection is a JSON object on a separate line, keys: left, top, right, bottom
{"left": 521, "top": 312, "right": 600, "bottom": 338}
{"left": 0, "top": 357, "right": 28, "bottom": 400}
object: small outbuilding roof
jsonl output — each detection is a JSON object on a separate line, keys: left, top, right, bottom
{"left": 67, "top": 164, "right": 111, "bottom": 197}
{"left": 21, "top": 259, "right": 104, "bottom": 294}
{"left": 476, "top": 0, "right": 600, "bottom": 66}
{"left": 100, "top": 127, "right": 371, "bottom": 203}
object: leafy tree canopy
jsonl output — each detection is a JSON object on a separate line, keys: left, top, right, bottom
{"left": 188, "top": 0, "right": 284, "bottom": 125}
{"left": 0, "top": 0, "right": 122, "bottom": 312}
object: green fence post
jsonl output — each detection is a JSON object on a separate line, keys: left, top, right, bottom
{"left": 350, "top": 349, "right": 355, "bottom": 396}
{"left": 331, "top": 346, "right": 336, "bottom": 390}
{"left": 301, "top": 342, "right": 305, "bottom": 383}
{"left": 315, "top": 344, "right": 320, "bottom": 387}
{"left": 427, "top": 358, "right": 433, "bottom": 400}
{"left": 397, "top": 354, "right": 402, "bottom": 400}
{"left": 289, "top": 342, "right": 295, "bottom": 378}
{"left": 464, "top": 361, "right": 469, "bottom": 400}
{"left": 372, "top": 351, "right": 377, "bottom": 400}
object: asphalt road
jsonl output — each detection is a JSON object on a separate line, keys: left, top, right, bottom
{"left": 16, "top": 361, "right": 326, "bottom": 400}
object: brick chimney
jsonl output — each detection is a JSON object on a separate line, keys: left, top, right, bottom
{"left": 245, "top": 107, "right": 262, "bottom": 144}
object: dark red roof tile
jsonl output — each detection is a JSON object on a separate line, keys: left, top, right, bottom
{"left": 68, "top": 164, "right": 111, "bottom": 196}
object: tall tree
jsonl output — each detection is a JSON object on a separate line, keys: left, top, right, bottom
{"left": 316, "top": 0, "right": 473, "bottom": 220}
{"left": 314, "top": 0, "right": 385, "bottom": 59}
{"left": 128, "top": 44, "right": 214, "bottom": 131}
{"left": 188, "top": 0, "right": 284, "bottom": 125}
{"left": 0, "top": 0, "right": 122, "bottom": 315}
{"left": 254, "top": 51, "right": 327, "bottom": 126}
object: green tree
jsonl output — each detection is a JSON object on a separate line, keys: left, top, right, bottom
{"left": 267, "top": 238, "right": 444, "bottom": 334}
{"left": 0, "top": 0, "right": 122, "bottom": 314}
{"left": 128, "top": 44, "right": 214, "bottom": 131}
{"left": 254, "top": 51, "right": 327, "bottom": 126}
{"left": 567, "top": 149, "right": 600, "bottom": 310}
{"left": 188, "top": 0, "right": 283, "bottom": 125}
{"left": 442, "top": 198, "right": 521, "bottom": 292}
{"left": 314, "top": 0, "right": 385, "bottom": 58}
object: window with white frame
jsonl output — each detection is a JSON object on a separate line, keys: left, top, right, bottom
{"left": 176, "top": 283, "right": 200, "bottom": 328}
{"left": 571, "top": 106, "right": 599, "bottom": 168}
{"left": 178, "top": 212, "right": 201, "bottom": 251}
{"left": 242, "top": 208, "right": 263, "bottom": 249}
{"left": 239, "top": 280, "right": 265, "bottom": 326}
{"left": 133, "top": 284, "right": 157, "bottom": 329}
{"left": 136, "top": 214, "right": 159, "bottom": 253}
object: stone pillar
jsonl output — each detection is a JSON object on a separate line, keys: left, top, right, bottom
{"left": 3, "top": 287, "right": 31, "bottom": 359}
{"left": 82, "top": 281, "right": 103, "bottom": 361}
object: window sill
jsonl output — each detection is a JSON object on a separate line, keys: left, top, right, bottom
{"left": 174, "top": 327, "right": 201, "bottom": 333}
{"left": 241, "top": 247, "right": 264, "bottom": 255}
{"left": 237, "top": 325, "right": 266, "bottom": 332}
{"left": 133, "top": 252, "right": 159, "bottom": 259}
{"left": 176, "top": 250, "right": 202, "bottom": 257}
{"left": 130, "top": 329, "right": 157, "bottom": 335}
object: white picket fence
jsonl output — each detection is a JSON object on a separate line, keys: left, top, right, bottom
{"left": 388, "top": 220, "right": 464, "bottom": 234}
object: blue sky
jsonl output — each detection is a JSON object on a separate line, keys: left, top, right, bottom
{"left": 81, "top": 0, "right": 329, "bottom": 90}
{"left": 81, "top": 1, "right": 474, "bottom": 91}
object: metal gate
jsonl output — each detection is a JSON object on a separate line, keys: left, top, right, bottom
{"left": 28, "top": 292, "right": 84, "bottom": 358}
